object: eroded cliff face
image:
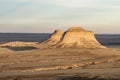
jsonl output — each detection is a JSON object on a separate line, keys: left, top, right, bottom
{"left": 49, "top": 30, "right": 63, "bottom": 43}
{"left": 36, "top": 30, "right": 64, "bottom": 48}
{"left": 40, "top": 27, "right": 106, "bottom": 48}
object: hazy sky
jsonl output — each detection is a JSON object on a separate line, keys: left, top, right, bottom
{"left": 0, "top": 0, "right": 120, "bottom": 33}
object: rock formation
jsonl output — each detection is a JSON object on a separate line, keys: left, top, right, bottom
{"left": 39, "top": 26, "right": 106, "bottom": 48}
{"left": 0, "top": 27, "right": 105, "bottom": 49}
{"left": 55, "top": 27, "right": 105, "bottom": 48}
{"left": 0, "top": 41, "right": 37, "bottom": 47}
{"left": 48, "top": 30, "right": 63, "bottom": 44}
{"left": 36, "top": 30, "right": 64, "bottom": 48}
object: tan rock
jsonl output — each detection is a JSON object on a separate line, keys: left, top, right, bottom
{"left": 54, "top": 27, "right": 105, "bottom": 48}
{"left": 49, "top": 29, "right": 63, "bottom": 43}
{"left": 0, "top": 41, "right": 37, "bottom": 47}
{"left": 36, "top": 30, "right": 64, "bottom": 48}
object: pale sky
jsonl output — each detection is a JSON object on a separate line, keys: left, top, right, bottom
{"left": 0, "top": 0, "right": 120, "bottom": 34}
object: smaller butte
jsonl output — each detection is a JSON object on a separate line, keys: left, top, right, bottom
{"left": 36, "top": 29, "right": 64, "bottom": 48}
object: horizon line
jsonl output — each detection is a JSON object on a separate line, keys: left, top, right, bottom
{"left": 0, "top": 32, "right": 120, "bottom": 35}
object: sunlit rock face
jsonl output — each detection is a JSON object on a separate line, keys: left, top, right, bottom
{"left": 54, "top": 27, "right": 106, "bottom": 48}
{"left": 37, "top": 30, "right": 64, "bottom": 48}
{"left": 49, "top": 30, "right": 64, "bottom": 43}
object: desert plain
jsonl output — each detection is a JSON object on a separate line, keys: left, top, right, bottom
{"left": 0, "top": 47, "right": 120, "bottom": 80}
{"left": 0, "top": 27, "right": 120, "bottom": 80}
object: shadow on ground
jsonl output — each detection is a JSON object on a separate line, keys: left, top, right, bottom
{"left": 1, "top": 46, "right": 38, "bottom": 51}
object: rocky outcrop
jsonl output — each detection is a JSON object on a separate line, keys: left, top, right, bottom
{"left": 36, "top": 30, "right": 64, "bottom": 48}
{"left": 48, "top": 30, "right": 63, "bottom": 44}
{"left": 39, "top": 26, "right": 106, "bottom": 48}
{"left": 0, "top": 41, "right": 37, "bottom": 47}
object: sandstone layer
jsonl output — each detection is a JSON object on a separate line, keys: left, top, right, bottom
{"left": 0, "top": 41, "right": 37, "bottom": 47}
{"left": 40, "top": 27, "right": 106, "bottom": 48}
